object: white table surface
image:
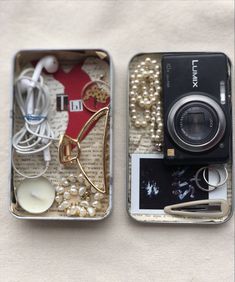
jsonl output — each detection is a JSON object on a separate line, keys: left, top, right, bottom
{"left": 0, "top": 1, "right": 234, "bottom": 281}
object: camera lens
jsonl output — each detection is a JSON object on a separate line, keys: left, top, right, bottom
{"left": 175, "top": 102, "right": 219, "bottom": 145}
{"left": 167, "top": 94, "right": 226, "bottom": 152}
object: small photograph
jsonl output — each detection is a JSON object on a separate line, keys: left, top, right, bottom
{"left": 130, "top": 154, "right": 213, "bottom": 214}
{"left": 139, "top": 158, "right": 208, "bottom": 210}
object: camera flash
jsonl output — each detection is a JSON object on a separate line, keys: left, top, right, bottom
{"left": 220, "top": 81, "right": 226, "bottom": 104}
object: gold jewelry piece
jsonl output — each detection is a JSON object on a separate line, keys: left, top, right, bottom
{"left": 58, "top": 107, "right": 109, "bottom": 194}
{"left": 82, "top": 80, "right": 110, "bottom": 112}
{"left": 130, "top": 57, "right": 163, "bottom": 151}
{"left": 55, "top": 174, "right": 104, "bottom": 217}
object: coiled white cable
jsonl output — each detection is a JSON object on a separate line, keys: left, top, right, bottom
{"left": 13, "top": 68, "right": 59, "bottom": 178}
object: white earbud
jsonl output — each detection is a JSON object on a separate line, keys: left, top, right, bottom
{"left": 19, "top": 55, "right": 59, "bottom": 92}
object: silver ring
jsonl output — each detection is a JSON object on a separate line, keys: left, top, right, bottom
{"left": 195, "top": 166, "right": 216, "bottom": 192}
{"left": 203, "top": 166, "right": 228, "bottom": 188}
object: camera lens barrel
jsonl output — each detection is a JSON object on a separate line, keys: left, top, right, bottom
{"left": 167, "top": 94, "right": 226, "bottom": 153}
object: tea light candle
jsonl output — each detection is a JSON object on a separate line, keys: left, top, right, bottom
{"left": 16, "top": 177, "right": 55, "bottom": 214}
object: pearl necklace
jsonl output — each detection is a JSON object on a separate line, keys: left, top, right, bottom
{"left": 130, "top": 57, "right": 163, "bottom": 151}
{"left": 55, "top": 173, "right": 104, "bottom": 217}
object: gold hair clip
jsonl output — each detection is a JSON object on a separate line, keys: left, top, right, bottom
{"left": 58, "top": 107, "right": 109, "bottom": 194}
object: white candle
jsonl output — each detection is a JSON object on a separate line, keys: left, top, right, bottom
{"left": 16, "top": 177, "right": 55, "bottom": 214}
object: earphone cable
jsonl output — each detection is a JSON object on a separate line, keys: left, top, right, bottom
{"left": 12, "top": 68, "right": 59, "bottom": 177}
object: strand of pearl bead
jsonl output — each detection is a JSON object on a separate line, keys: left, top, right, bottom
{"left": 55, "top": 173, "right": 104, "bottom": 217}
{"left": 130, "top": 57, "right": 163, "bottom": 151}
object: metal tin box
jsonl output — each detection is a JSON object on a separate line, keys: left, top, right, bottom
{"left": 10, "top": 49, "right": 113, "bottom": 220}
{"left": 127, "top": 52, "right": 233, "bottom": 224}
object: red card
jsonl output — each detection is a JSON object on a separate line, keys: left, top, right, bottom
{"left": 53, "top": 63, "right": 95, "bottom": 140}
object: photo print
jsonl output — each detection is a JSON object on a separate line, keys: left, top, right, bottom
{"left": 131, "top": 154, "right": 227, "bottom": 214}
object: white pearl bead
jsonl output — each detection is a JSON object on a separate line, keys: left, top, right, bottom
{"left": 135, "top": 120, "right": 141, "bottom": 128}
{"left": 70, "top": 186, "right": 78, "bottom": 196}
{"left": 143, "top": 91, "right": 148, "bottom": 97}
{"left": 70, "top": 205, "right": 77, "bottom": 215}
{"left": 131, "top": 115, "right": 137, "bottom": 121}
{"left": 78, "top": 186, "right": 86, "bottom": 196}
{"left": 87, "top": 207, "right": 96, "bottom": 217}
{"left": 66, "top": 208, "right": 72, "bottom": 216}
{"left": 61, "top": 200, "right": 70, "bottom": 209}
{"left": 144, "top": 100, "right": 151, "bottom": 109}
{"left": 130, "top": 103, "right": 135, "bottom": 110}
{"left": 58, "top": 204, "right": 65, "bottom": 211}
{"left": 139, "top": 100, "right": 144, "bottom": 108}
{"left": 75, "top": 206, "right": 81, "bottom": 216}
{"left": 80, "top": 201, "right": 89, "bottom": 208}
{"left": 67, "top": 174, "right": 77, "bottom": 183}
{"left": 62, "top": 180, "right": 69, "bottom": 187}
{"left": 151, "top": 134, "right": 156, "bottom": 140}
{"left": 77, "top": 173, "right": 84, "bottom": 184}
{"left": 79, "top": 207, "right": 87, "bottom": 217}
{"left": 61, "top": 177, "right": 66, "bottom": 182}
{"left": 145, "top": 115, "right": 151, "bottom": 121}
{"left": 94, "top": 193, "right": 104, "bottom": 201}
{"left": 92, "top": 201, "right": 101, "bottom": 210}
{"left": 63, "top": 191, "right": 71, "bottom": 200}
{"left": 55, "top": 195, "right": 63, "bottom": 203}
{"left": 56, "top": 186, "right": 64, "bottom": 195}
{"left": 142, "top": 121, "right": 147, "bottom": 127}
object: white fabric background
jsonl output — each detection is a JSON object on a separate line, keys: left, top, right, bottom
{"left": 0, "top": 1, "right": 234, "bottom": 281}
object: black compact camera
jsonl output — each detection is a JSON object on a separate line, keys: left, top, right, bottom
{"left": 162, "top": 53, "right": 232, "bottom": 165}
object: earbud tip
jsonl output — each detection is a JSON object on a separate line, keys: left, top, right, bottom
{"left": 45, "top": 56, "right": 59, "bottom": 73}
